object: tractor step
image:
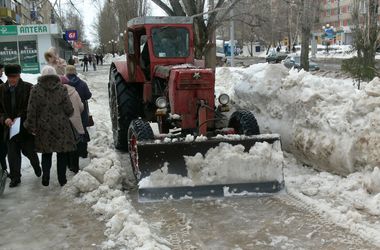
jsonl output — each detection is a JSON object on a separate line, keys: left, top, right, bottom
{"left": 138, "top": 181, "right": 284, "bottom": 201}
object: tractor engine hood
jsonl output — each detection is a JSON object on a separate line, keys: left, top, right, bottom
{"left": 154, "top": 64, "right": 196, "bottom": 79}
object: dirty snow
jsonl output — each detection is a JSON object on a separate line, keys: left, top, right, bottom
{"left": 3, "top": 58, "right": 380, "bottom": 248}
{"left": 215, "top": 63, "right": 380, "bottom": 246}
{"left": 60, "top": 68, "right": 171, "bottom": 249}
{"left": 216, "top": 63, "right": 380, "bottom": 176}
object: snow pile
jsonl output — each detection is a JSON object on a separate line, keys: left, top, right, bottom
{"left": 186, "top": 142, "right": 283, "bottom": 184}
{"left": 103, "top": 53, "right": 126, "bottom": 64}
{"left": 139, "top": 141, "right": 284, "bottom": 188}
{"left": 61, "top": 72, "right": 170, "bottom": 249}
{"left": 216, "top": 64, "right": 380, "bottom": 175}
{"left": 65, "top": 156, "right": 169, "bottom": 249}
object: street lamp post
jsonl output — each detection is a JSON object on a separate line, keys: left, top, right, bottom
{"left": 109, "top": 39, "right": 117, "bottom": 57}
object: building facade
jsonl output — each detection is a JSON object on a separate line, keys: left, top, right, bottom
{"left": 0, "top": 1, "right": 73, "bottom": 73}
{"left": 319, "top": 0, "right": 380, "bottom": 45}
{"left": 0, "top": 0, "right": 54, "bottom": 25}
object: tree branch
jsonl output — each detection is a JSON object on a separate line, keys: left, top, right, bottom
{"left": 151, "top": 0, "right": 175, "bottom": 16}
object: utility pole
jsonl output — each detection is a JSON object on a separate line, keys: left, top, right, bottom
{"left": 337, "top": 0, "right": 340, "bottom": 27}
{"left": 206, "top": 0, "right": 216, "bottom": 70}
{"left": 230, "top": 6, "right": 235, "bottom": 67}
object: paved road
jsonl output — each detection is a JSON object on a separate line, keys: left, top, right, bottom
{"left": 114, "top": 151, "right": 375, "bottom": 250}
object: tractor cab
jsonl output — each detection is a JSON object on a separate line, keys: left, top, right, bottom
{"left": 124, "top": 17, "right": 195, "bottom": 81}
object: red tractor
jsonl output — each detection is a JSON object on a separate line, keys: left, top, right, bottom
{"left": 108, "top": 17, "right": 281, "bottom": 197}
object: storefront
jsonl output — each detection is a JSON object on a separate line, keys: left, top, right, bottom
{"left": 0, "top": 24, "right": 72, "bottom": 74}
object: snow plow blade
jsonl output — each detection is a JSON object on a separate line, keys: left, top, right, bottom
{"left": 139, "top": 181, "right": 284, "bottom": 201}
{"left": 137, "top": 134, "right": 281, "bottom": 178}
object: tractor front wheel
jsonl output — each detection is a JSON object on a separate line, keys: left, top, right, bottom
{"left": 228, "top": 110, "right": 260, "bottom": 135}
{"left": 128, "top": 119, "right": 154, "bottom": 180}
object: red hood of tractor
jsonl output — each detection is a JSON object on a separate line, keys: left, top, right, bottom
{"left": 166, "top": 66, "right": 215, "bottom": 130}
{"left": 154, "top": 64, "right": 197, "bottom": 79}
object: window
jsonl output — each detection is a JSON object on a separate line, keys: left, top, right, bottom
{"left": 128, "top": 31, "right": 134, "bottom": 54}
{"left": 152, "top": 27, "right": 190, "bottom": 58}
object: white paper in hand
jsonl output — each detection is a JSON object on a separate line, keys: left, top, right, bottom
{"left": 9, "top": 117, "right": 20, "bottom": 139}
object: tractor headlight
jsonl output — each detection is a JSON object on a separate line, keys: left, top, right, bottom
{"left": 218, "top": 94, "right": 230, "bottom": 105}
{"left": 155, "top": 97, "right": 167, "bottom": 108}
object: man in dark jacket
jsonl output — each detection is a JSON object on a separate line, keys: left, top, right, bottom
{"left": 83, "top": 55, "right": 89, "bottom": 72}
{"left": 0, "top": 64, "right": 41, "bottom": 187}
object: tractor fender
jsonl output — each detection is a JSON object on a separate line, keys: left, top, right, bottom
{"left": 112, "top": 61, "right": 129, "bottom": 82}
{"left": 113, "top": 60, "right": 146, "bottom": 83}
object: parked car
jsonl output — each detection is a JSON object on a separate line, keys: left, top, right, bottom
{"left": 283, "top": 55, "right": 320, "bottom": 71}
{"left": 266, "top": 51, "right": 288, "bottom": 63}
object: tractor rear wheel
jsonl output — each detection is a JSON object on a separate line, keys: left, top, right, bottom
{"left": 109, "top": 64, "right": 143, "bottom": 150}
{"left": 128, "top": 119, "right": 154, "bottom": 179}
{"left": 228, "top": 110, "right": 260, "bottom": 135}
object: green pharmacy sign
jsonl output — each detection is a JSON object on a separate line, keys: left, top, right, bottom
{"left": 0, "top": 26, "right": 17, "bottom": 36}
{"left": 0, "top": 42, "right": 18, "bottom": 64}
{"left": 19, "top": 41, "right": 39, "bottom": 74}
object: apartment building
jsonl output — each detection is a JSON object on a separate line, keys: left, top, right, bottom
{"left": 319, "top": 0, "right": 380, "bottom": 45}
{"left": 0, "top": 0, "right": 54, "bottom": 25}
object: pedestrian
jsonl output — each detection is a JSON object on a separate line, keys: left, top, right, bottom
{"left": 60, "top": 75, "right": 84, "bottom": 173}
{"left": 24, "top": 66, "right": 76, "bottom": 187}
{"left": 0, "top": 64, "right": 41, "bottom": 188}
{"left": 95, "top": 54, "right": 99, "bottom": 65}
{"left": 68, "top": 56, "right": 75, "bottom": 66}
{"left": 0, "top": 63, "right": 7, "bottom": 172}
{"left": 292, "top": 44, "right": 296, "bottom": 53}
{"left": 44, "top": 47, "right": 67, "bottom": 75}
{"left": 88, "top": 54, "right": 93, "bottom": 66}
{"left": 83, "top": 55, "right": 89, "bottom": 72}
{"left": 92, "top": 59, "right": 97, "bottom": 71}
{"left": 65, "top": 65, "right": 92, "bottom": 158}
{"left": 100, "top": 54, "right": 103, "bottom": 65}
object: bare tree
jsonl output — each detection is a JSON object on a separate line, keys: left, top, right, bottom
{"left": 299, "top": 0, "right": 319, "bottom": 71}
{"left": 342, "top": 0, "right": 379, "bottom": 86}
{"left": 152, "top": 0, "right": 243, "bottom": 67}
{"left": 62, "top": 12, "right": 85, "bottom": 42}
{"left": 352, "top": 0, "right": 379, "bottom": 73}
{"left": 94, "top": 0, "right": 149, "bottom": 53}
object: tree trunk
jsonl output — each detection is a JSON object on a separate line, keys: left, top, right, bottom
{"left": 300, "top": 0, "right": 310, "bottom": 71}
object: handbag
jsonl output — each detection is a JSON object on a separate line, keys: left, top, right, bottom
{"left": 88, "top": 115, "right": 94, "bottom": 127}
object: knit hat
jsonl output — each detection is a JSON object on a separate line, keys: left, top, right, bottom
{"left": 65, "top": 65, "right": 77, "bottom": 75}
{"left": 41, "top": 65, "right": 57, "bottom": 76}
{"left": 4, "top": 64, "right": 21, "bottom": 76}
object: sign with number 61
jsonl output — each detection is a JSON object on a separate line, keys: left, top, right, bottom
{"left": 65, "top": 30, "right": 78, "bottom": 41}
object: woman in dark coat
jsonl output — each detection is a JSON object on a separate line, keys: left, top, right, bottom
{"left": 66, "top": 65, "right": 92, "bottom": 158}
{"left": 24, "top": 66, "right": 76, "bottom": 186}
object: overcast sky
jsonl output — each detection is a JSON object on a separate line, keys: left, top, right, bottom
{"left": 50, "top": 0, "right": 166, "bottom": 44}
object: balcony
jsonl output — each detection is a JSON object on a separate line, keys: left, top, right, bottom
{"left": 0, "top": 7, "right": 16, "bottom": 24}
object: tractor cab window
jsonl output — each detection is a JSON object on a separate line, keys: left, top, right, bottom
{"left": 152, "top": 27, "right": 189, "bottom": 58}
